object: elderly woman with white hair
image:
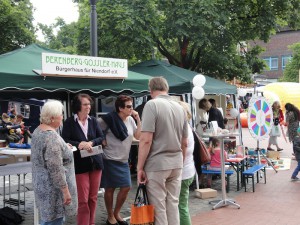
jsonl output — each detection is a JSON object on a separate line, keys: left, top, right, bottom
{"left": 31, "top": 100, "right": 77, "bottom": 225}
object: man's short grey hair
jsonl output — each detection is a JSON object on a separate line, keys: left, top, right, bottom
{"left": 148, "top": 77, "right": 169, "bottom": 92}
{"left": 40, "top": 100, "right": 63, "bottom": 124}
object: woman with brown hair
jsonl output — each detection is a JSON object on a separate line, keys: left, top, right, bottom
{"left": 62, "top": 93, "right": 105, "bottom": 225}
{"left": 198, "top": 98, "right": 225, "bottom": 130}
{"left": 285, "top": 103, "right": 300, "bottom": 152}
{"left": 98, "top": 95, "right": 141, "bottom": 225}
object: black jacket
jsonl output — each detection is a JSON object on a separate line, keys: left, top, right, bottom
{"left": 208, "top": 107, "right": 225, "bottom": 129}
{"left": 62, "top": 116, "right": 104, "bottom": 174}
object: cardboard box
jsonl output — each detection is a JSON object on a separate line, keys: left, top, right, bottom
{"left": 14, "top": 155, "right": 29, "bottom": 163}
{"left": 267, "top": 151, "right": 280, "bottom": 159}
{"left": 195, "top": 188, "right": 217, "bottom": 199}
{"left": 0, "top": 155, "right": 15, "bottom": 165}
{"left": 0, "top": 154, "right": 30, "bottom": 164}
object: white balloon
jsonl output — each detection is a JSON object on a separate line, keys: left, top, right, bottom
{"left": 230, "top": 108, "right": 239, "bottom": 118}
{"left": 192, "top": 86, "right": 205, "bottom": 99}
{"left": 238, "top": 88, "right": 247, "bottom": 97}
{"left": 193, "top": 74, "right": 206, "bottom": 87}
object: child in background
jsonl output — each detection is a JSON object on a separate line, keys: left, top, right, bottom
{"left": 16, "top": 114, "right": 24, "bottom": 125}
{"left": 16, "top": 114, "right": 31, "bottom": 143}
{"left": 291, "top": 127, "right": 300, "bottom": 181}
{"left": 8, "top": 114, "right": 22, "bottom": 143}
{"left": 223, "top": 118, "right": 235, "bottom": 151}
{"left": 268, "top": 101, "right": 284, "bottom": 151}
{"left": 206, "top": 137, "right": 228, "bottom": 187}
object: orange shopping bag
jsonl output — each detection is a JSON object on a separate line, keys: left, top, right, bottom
{"left": 130, "top": 184, "right": 154, "bottom": 225}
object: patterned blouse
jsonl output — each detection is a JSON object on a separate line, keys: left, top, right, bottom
{"left": 31, "top": 127, "right": 78, "bottom": 222}
{"left": 286, "top": 111, "right": 299, "bottom": 142}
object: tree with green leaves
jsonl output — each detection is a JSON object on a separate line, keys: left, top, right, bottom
{"left": 52, "top": 0, "right": 300, "bottom": 82}
{"left": 280, "top": 43, "right": 300, "bottom": 82}
{"left": 0, "top": 0, "right": 36, "bottom": 54}
{"left": 37, "top": 18, "right": 78, "bottom": 54}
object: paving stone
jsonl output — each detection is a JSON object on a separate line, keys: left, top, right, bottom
{"left": 2, "top": 128, "right": 293, "bottom": 224}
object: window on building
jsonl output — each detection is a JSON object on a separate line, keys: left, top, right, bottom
{"left": 282, "top": 55, "right": 292, "bottom": 70}
{"left": 263, "top": 57, "right": 278, "bottom": 71}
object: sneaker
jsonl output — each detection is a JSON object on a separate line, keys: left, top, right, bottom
{"left": 267, "top": 147, "right": 274, "bottom": 151}
{"left": 277, "top": 148, "right": 283, "bottom": 151}
{"left": 291, "top": 177, "right": 300, "bottom": 181}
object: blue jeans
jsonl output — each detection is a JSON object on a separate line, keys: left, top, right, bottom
{"left": 292, "top": 160, "right": 300, "bottom": 178}
{"left": 41, "top": 217, "right": 64, "bottom": 225}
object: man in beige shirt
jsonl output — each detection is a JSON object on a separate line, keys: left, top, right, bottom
{"left": 137, "top": 77, "right": 188, "bottom": 225}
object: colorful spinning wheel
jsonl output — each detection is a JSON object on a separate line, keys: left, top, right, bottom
{"left": 247, "top": 96, "right": 273, "bottom": 141}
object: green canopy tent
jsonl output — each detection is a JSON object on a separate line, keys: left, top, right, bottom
{"left": 0, "top": 44, "right": 154, "bottom": 130}
{"left": 0, "top": 44, "right": 152, "bottom": 97}
{"left": 130, "top": 60, "right": 242, "bottom": 146}
{"left": 129, "top": 59, "right": 237, "bottom": 95}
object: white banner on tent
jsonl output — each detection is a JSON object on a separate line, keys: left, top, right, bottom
{"left": 42, "top": 53, "right": 128, "bottom": 79}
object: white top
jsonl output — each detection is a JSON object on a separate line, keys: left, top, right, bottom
{"left": 182, "top": 125, "right": 196, "bottom": 180}
{"left": 197, "top": 108, "right": 208, "bottom": 123}
{"left": 196, "top": 108, "right": 208, "bottom": 136}
{"left": 74, "top": 114, "right": 90, "bottom": 139}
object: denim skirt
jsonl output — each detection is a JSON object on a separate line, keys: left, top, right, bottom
{"left": 101, "top": 158, "right": 131, "bottom": 188}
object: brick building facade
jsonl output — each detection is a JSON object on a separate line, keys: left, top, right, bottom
{"left": 250, "top": 29, "right": 300, "bottom": 81}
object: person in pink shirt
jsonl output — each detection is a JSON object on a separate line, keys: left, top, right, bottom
{"left": 206, "top": 137, "right": 228, "bottom": 188}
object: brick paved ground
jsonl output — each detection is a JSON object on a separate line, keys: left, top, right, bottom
{"left": 1, "top": 127, "right": 298, "bottom": 225}
{"left": 191, "top": 127, "right": 299, "bottom": 225}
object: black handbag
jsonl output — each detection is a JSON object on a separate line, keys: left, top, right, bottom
{"left": 0, "top": 207, "right": 24, "bottom": 225}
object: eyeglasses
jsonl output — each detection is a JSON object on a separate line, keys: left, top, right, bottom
{"left": 125, "top": 105, "right": 133, "bottom": 109}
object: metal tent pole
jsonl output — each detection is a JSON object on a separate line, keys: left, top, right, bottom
{"left": 90, "top": 0, "right": 98, "bottom": 57}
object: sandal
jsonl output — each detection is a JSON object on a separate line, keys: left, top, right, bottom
{"left": 277, "top": 148, "right": 283, "bottom": 151}
{"left": 267, "top": 147, "right": 274, "bottom": 151}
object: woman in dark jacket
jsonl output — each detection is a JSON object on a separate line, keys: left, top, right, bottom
{"left": 285, "top": 103, "right": 300, "bottom": 146}
{"left": 62, "top": 93, "right": 104, "bottom": 225}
